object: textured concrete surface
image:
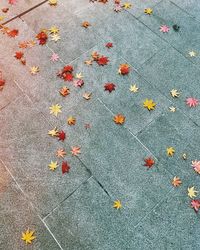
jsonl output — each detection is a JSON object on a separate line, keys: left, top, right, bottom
{"left": 0, "top": 0, "right": 200, "bottom": 249}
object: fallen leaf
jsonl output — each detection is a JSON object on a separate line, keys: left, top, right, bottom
{"left": 171, "top": 176, "right": 182, "bottom": 187}
{"left": 56, "top": 149, "right": 66, "bottom": 158}
{"left": 105, "top": 42, "right": 113, "bottom": 48}
{"left": 57, "top": 130, "right": 66, "bottom": 141}
{"left": 49, "top": 0, "right": 57, "bottom": 5}
{"left": 144, "top": 8, "right": 153, "bottom": 15}
{"left": 113, "top": 200, "right": 122, "bottom": 209}
{"left": 71, "top": 146, "right": 81, "bottom": 156}
{"left": 36, "top": 31, "right": 48, "bottom": 45}
{"left": 169, "top": 106, "right": 176, "bottom": 112}
{"left": 50, "top": 53, "right": 59, "bottom": 62}
{"left": 160, "top": 25, "right": 170, "bottom": 33}
{"left": 118, "top": 64, "right": 130, "bottom": 75}
{"left": 144, "top": 157, "right": 155, "bottom": 169}
{"left": 50, "top": 33, "right": 60, "bottom": 42}
{"left": 30, "top": 66, "right": 39, "bottom": 75}
{"left": 97, "top": 56, "right": 109, "bottom": 66}
{"left": 7, "top": 29, "right": 18, "bottom": 37}
{"left": 114, "top": 4, "right": 122, "bottom": 12}
{"left": 186, "top": 97, "right": 199, "bottom": 107}
{"left": 104, "top": 83, "right": 116, "bottom": 93}
{"left": 83, "top": 92, "right": 92, "bottom": 100}
{"left": 188, "top": 186, "right": 198, "bottom": 198}
{"left": 143, "top": 99, "right": 156, "bottom": 111}
{"left": 0, "top": 78, "right": 6, "bottom": 90}
{"left": 84, "top": 59, "right": 93, "bottom": 65}
{"left": 170, "top": 89, "right": 180, "bottom": 98}
{"left": 188, "top": 51, "right": 197, "bottom": 57}
{"left": 67, "top": 116, "right": 76, "bottom": 125}
{"left": 62, "top": 161, "right": 70, "bottom": 174}
{"left": 59, "top": 86, "right": 70, "bottom": 97}
{"left": 75, "top": 72, "right": 84, "bottom": 79}
{"left": 49, "top": 104, "right": 62, "bottom": 116}
{"left": 123, "top": 2, "right": 132, "bottom": 9}
{"left": 113, "top": 114, "right": 125, "bottom": 124}
{"left": 21, "top": 229, "right": 36, "bottom": 244}
{"left": 82, "top": 21, "right": 91, "bottom": 28}
{"left": 129, "top": 84, "right": 139, "bottom": 93}
{"left": 48, "top": 127, "right": 59, "bottom": 137}
{"left": 192, "top": 160, "right": 200, "bottom": 174}
{"left": 14, "top": 51, "right": 24, "bottom": 60}
{"left": 191, "top": 200, "right": 200, "bottom": 212}
{"left": 48, "top": 161, "right": 58, "bottom": 171}
{"left": 49, "top": 26, "right": 59, "bottom": 34}
{"left": 167, "top": 147, "right": 175, "bottom": 157}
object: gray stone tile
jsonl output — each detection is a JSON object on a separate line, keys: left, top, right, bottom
{"left": 76, "top": 4, "right": 166, "bottom": 67}
{"left": 44, "top": 177, "right": 162, "bottom": 249}
{"left": 135, "top": 187, "right": 200, "bottom": 249}
{"left": 172, "top": 0, "right": 200, "bottom": 22}
{"left": 0, "top": 160, "right": 60, "bottom": 250}
{"left": 139, "top": 0, "right": 200, "bottom": 65}
{"left": 137, "top": 109, "right": 200, "bottom": 178}
{"left": 0, "top": 95, "right": 90, "bottom": 217}
{"left": 138, "top": 46, "right": 200, "bottom": 125}
{"left": 0, "top": 0, "right": 45, "bottom": 24}
{"left": 20, "top": 1, "right": 98, "bottom": 63}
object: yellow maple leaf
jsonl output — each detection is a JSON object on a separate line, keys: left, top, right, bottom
{"left": 167, "top": 147, "right": 175, "bottom": 156}
{"left": 188, "top": 186, "right": 198, "bottom": 198}
{"left": 49, "top": 0, "right": 57, "bottom": 5}
{"left": 48, "top": 127, "right": 59, "bottom": 136}
{"left": 144, "top": 8, "right": 153, "bottom": 15}
{"left": 113, "top": 200, "right": 122, "bottom": 209}
{"left": 30, "top": 66, "right": 39, "bottom": 75}
{"left": 48, "top": 161, "right": 58, "bottom": 171}
{"left": 129, "top": 84, "right": 139, "bottom": 93}
{"left": 123, "top": 3, "right": 132, "bottom": 9}
{"left": 49, "top": 104, "right": 62, "bottom": 116}
{"left": 143, "top": 99, "right": 156, "bottom": 111}
{"left": 84, "top": 59, "right": 93, "bottom": 65}
{"left": 21, "top": 229, "right": 36, "bottom": 244}
{"left": 170, "top": 89, "right": 180, "bottom": 98}
{"left": 188, "top": 51, "right": 197, "bottom": 57}
{"left": 49, "top": 25, "right": 59, "bottom": 34}
{"left": 67, "top": 116, "right": 76, "bottom": 125}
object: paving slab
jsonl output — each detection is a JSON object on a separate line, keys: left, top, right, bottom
{"left": 0, "top": 95, "right": 90, "bottom": 217}
{"left": 0, "top": 160, "right": 61, "bottom": 250}
{"left": 139, "top": 0, "right": 200, "bottom": 65}
{"left": 138, "top": 46, "right": 200, "bottom": 125}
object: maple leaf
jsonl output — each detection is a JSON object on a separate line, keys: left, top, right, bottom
{"left": 62, "top": 161, "right": 70, "bottom": 174}
{"left": 0, "top": 78, "right": 6, "bottom": 90}
{"left": 63, "top": 73, "right": 73, "bottom": 81}
{"left": 143, "top": 99, "right": 156, "bottom": 111}
{"left": 51, "top": 33, "right": 60, "bottom": 42}
{"left": 105, "top": 42, "right": 113, "bottom": 48}
{"left": 169, "top": 106, "right": 176, "bottom": 112}
{"left": 85, "top": 123, "right": 91, "bottom": 129}
{"left": 82, "top": 21, "right": 91, "bottom": 28}
{"left": 83, "top": 92, "right": 92, "bottom": 100}
{"left": 30, "top": 66, "right": 39, "bottom": 75}
{"left": 98, "top": 0, "right": 108, "bottom": 3}
{"left": 144, "top": 157, "right": 155, "bottom": 169}
{"left": 170, "top": 89, "right": 180, "bottom": 98}
{"left": 144, "top": 8, "right": 153, "bottom": 15}
{"left": 91, "top": 51, "right": 100, "bottom": 60}
{"left": 186, "top": 97, "right": 199, "bottom": 107}
{"left": 49, "top": 104, "right": 62, "bottom": 116}
{"left": 14, "top": 51, "right": 24, "bottom": 60}
{"left": 84, "top": 59, "right": 93, "bottom": 65}
{"left": 191, "top": 200, "right": 200, "bottom": 212}
{"left": 49, "top": 0, "right": 57, "bottom": 5}
{"left": 182, "top": 153, "right": 187, "bottom": 160}
{"left": 67, "top": 116, "right": 76, "bottom": 125}
{"left": 118, "top": 64, "right": 130, "bottom": 75}
{"left": 104, "top": 83, "right": 116, "bottom": 93}
{"left": 113, "top": 200, "right": 122, "bottom": 209}
{"left": 36, "top": 31, "right": 48, "bottom": 45}
{"left": 48, "top": 127, "right": 59, "bottom": 137}
{"left": 2, "top": 8, "right": 9, "bottom": 13}
{"left": 123, "top": 2, "right": 132, "bottom": 9}
{"left": 114, "top": 4, "right": 122, "bottom": 12}
{"left": 62, "top": 65, "right": 73, "bottom": 73}
{"left": 188, "top": 51, "right": 197, "bottom": 57}
{"left": 75, "top": 72, "right": 84, "bottom": 79}
{"left": 48, "top": 161, "right": 58, "bottom": 171}
{"left": 73, "top": 79, "right": 84, "bottom": 87}
{"left": 188, "top": 186, "right": 198, "bottom": 198}
{"left": 21, "top": 229, "right": 36, "bottom": 244}
{"left": 171, "top": 176, "right": 182, "bottom": 187}
{"left": 8, "top": 29, "right": 19, "bottom": 37}
{"left": 49, "top": 26, "right": 59, "bottom": 34}
{"left": 129, "top": 84, "right": 139, "bottom": 93}
{"left": 50, "top": 53, "right": 59, "bottom": 62}
{"left": 166, "top": 147, "right": 175, "bottom": 156}
{"left": 97, "top": 56, "right": 109, "bottom": 66}
{"left": 56, "top": 149, "right": 66, "bottom": 158}
{"left": 113, "top": 114, "right": 125, "bottom": 124}
{"left": 160, "top": 25, "right": 170, "bottom": 33}
{"left": 59, "top": 86, "right": 70, "bottom": 97}
{"left": 71, "top": 146, "right": 81, "bottom": 156}
{"left": 192, "top": 160, "right": 200, "bottom": 174}
{"left": 57, "top": 130, "right": 66, "bottom": 141}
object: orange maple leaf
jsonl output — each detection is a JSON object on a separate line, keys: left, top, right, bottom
{"left": 113, "top": 114, "right": 125, "bottom": 124}
{"left": 171, "top": 176, "right": 182, "bottom": 187}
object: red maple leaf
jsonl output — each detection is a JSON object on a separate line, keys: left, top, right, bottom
{"left": 36, "top": 31, "right": 48, "bottom": 45}
{"left": 63, "top": 65, "right": 73, "bottom": 73}
{"left": 191, "top": 200, "right": 200, "bottom": 212}
{"left": 62, "top": 161, "right": 70, "bottom": 174}
{"left": 0, "top": 79, "right": 5, "bottom": 90}
{"left": 57, "top": 130, "right": 66, "bottom": 141}
{"left": 97, "top": 56, "right": 109, "bottom": 66}
{"left": 104, "top": 83, "right": 116, "bottom": 93}
{"left": 105, "top": 42, "right": 113, "bottom": 48}
{"left": 63, "top": 73, "right": 73, "bottom": 81}
{"left": 14, "top": 51, "right": 24, "bottom": 60}
{"left": 144, "top": 157, "right": 155, "bottom": 169}
{"left": 8, "top": 29, "right": 18, "bottom": 37}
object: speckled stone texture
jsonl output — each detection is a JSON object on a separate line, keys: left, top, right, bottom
{"left": 0, "top": 0, "right": 200, "bottom": 249}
